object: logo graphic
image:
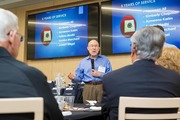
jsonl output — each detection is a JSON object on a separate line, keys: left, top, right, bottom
{"left": 43, "top": 30, "right": 51, "bottom": 42}
{"left": 120, "top": 15, "right": 136, "bottom": 38}
{"left": 41, "top": 26, "right": 52, "bottom": 46}
{"left": 124, "top": 19, "right": 135, "bottom": 33}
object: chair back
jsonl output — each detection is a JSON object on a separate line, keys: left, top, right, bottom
{"left": 119, "top": 96, "right": 180, "bottom": 120}
{"left": 0, "top": 97, "right": 43, "bottom": 120}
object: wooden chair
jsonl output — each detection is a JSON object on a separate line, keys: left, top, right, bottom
{"left": 0, "top": 97, "right": 43, "bottom": 120}
{"left": 119, "top": 96, "right": 180, "bottom": 120}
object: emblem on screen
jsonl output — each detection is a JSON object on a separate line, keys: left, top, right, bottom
{"left": 41, "top": 26, "right": 52, "bottom": 46}
{"left": 120, "top": 15, "right": 136, "bottom": 38}
{"left": 44, "top": 30, "right": 51, "bottom": 42}
{"left": 124, "top": 19, "right": 135, "bottom": 33}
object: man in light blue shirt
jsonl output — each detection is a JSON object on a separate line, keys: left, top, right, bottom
{"left": 68, "top": 39, "right": 112, "bottom": 103}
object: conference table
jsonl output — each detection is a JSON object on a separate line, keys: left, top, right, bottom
{"left": 63, "top": 103, "right": 103, "bottom": 120}
{"left": 52, "top": 83, "right": 103, "bottom": 119}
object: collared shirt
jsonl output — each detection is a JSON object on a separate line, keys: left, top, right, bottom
{"left": 74, "top": 55, "right": 112, "bottom": 82}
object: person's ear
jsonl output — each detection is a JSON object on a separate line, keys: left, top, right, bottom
{"left": 131, "top": 45, "right": 137, "bottom": 62}
{"left": 7, "top": 31, "right": 15, "bottom": 44}
{"left": 87, "top": 46, "right": 90, "bottom": 51}
{"left": 131, "top": 48, "right": 135, "bottom": 57}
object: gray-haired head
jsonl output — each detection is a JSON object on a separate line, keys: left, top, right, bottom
{"left": 0, "top": 8, "right": 18, "bottom": 41}
{"left": 130, "top": 26, "right": 165, "bottom": 61}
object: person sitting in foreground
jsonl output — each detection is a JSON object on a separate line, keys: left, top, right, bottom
{"left": 101, "top": 26, "right": 180, "bottom": 120}
{"left": 0, "top": 8, "right": 63, "bottom": 120}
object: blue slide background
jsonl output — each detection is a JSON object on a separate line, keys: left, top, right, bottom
{"left": 112, "top": 0, "right": 180, "bottom": 54}
{"left": 34, "top": 5, "right": 88, "bottom": 59}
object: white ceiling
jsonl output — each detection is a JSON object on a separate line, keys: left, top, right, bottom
{"left": 0, "top": 0, "right": 52, "bottom": 9}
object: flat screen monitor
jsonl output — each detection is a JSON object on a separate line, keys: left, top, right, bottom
{"left": 101, "top": 0, "right": 180, "bottom": 55}
{"left": 27, "top": 3, "right": 99, "bottom": 60}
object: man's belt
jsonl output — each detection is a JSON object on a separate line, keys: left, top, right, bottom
{"left": 85, "top": 81, "right": 102, "bottom": 85}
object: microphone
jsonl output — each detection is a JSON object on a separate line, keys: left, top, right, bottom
{"left": 91, "top": 59, "right": 94, "bottom": 69}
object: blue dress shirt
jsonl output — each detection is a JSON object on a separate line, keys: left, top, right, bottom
{"left": 74, "top": 55, "right": 112, "bottom": 82}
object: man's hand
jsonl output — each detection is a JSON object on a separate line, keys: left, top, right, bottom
{"left": 92, "top": 69, "right": 101, "bottom": 77}
{"left": 68, "top": 73, "right": 75, "bottom": 80}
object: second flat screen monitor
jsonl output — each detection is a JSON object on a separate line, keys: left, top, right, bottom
{"left": 101, "top": 0, "right": 180, "bottom": 55}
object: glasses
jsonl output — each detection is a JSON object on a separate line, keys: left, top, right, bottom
{"left": 130, "top": 43, "right": 136, "bottom": 47}
{"left": 17, "top": 33, "right": 24, "bottom": 42}
{"left": 7, "top": 31, "right": 24, "bottom": 42}
{"left": 89, "top": 44, "right": 99, "bottom": 48}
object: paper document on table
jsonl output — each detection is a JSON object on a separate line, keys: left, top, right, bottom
{"left": 86, "top": 100, "right": 97, "bottom": 106}
{"left": 62, "top": 111, "right": 72, "bottom": 116}
{"left": 90, "top": 106, "right": 101, "bottom": 111}
{"left": 68, "top": 107, "right": 89, "bottom": 111}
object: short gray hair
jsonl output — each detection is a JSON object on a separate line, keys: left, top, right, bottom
{"left": 0, "top": 8, "right": 18, "bottom": 41}
{"left": 130, "top": 26, "right": 165, "bottom": 61}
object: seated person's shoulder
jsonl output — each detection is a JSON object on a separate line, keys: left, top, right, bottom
{"left": 15, "top": 60, "right": 46, "bottom": 79}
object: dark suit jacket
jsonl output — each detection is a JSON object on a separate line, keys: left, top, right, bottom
{"left": 0, "top": 47, "right": 63, "bottom": 120}
{"left": 101, "top": 59, "right": 180, "bottom": 120}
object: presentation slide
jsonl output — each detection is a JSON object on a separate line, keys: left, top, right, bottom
{"left": 34, "top": 6, "right": 88, "bottom": 59}
{"left": 113, "top": 0, "right": 180, "bottom": 53}
{"left": 27, "top": 3, "right": 99, "bottom": 60}
{"left": 27, "top": 5, "right": 89, "bottom": 59}
{"left": 101, "top": 0, "right": 180, "bottom": 54}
